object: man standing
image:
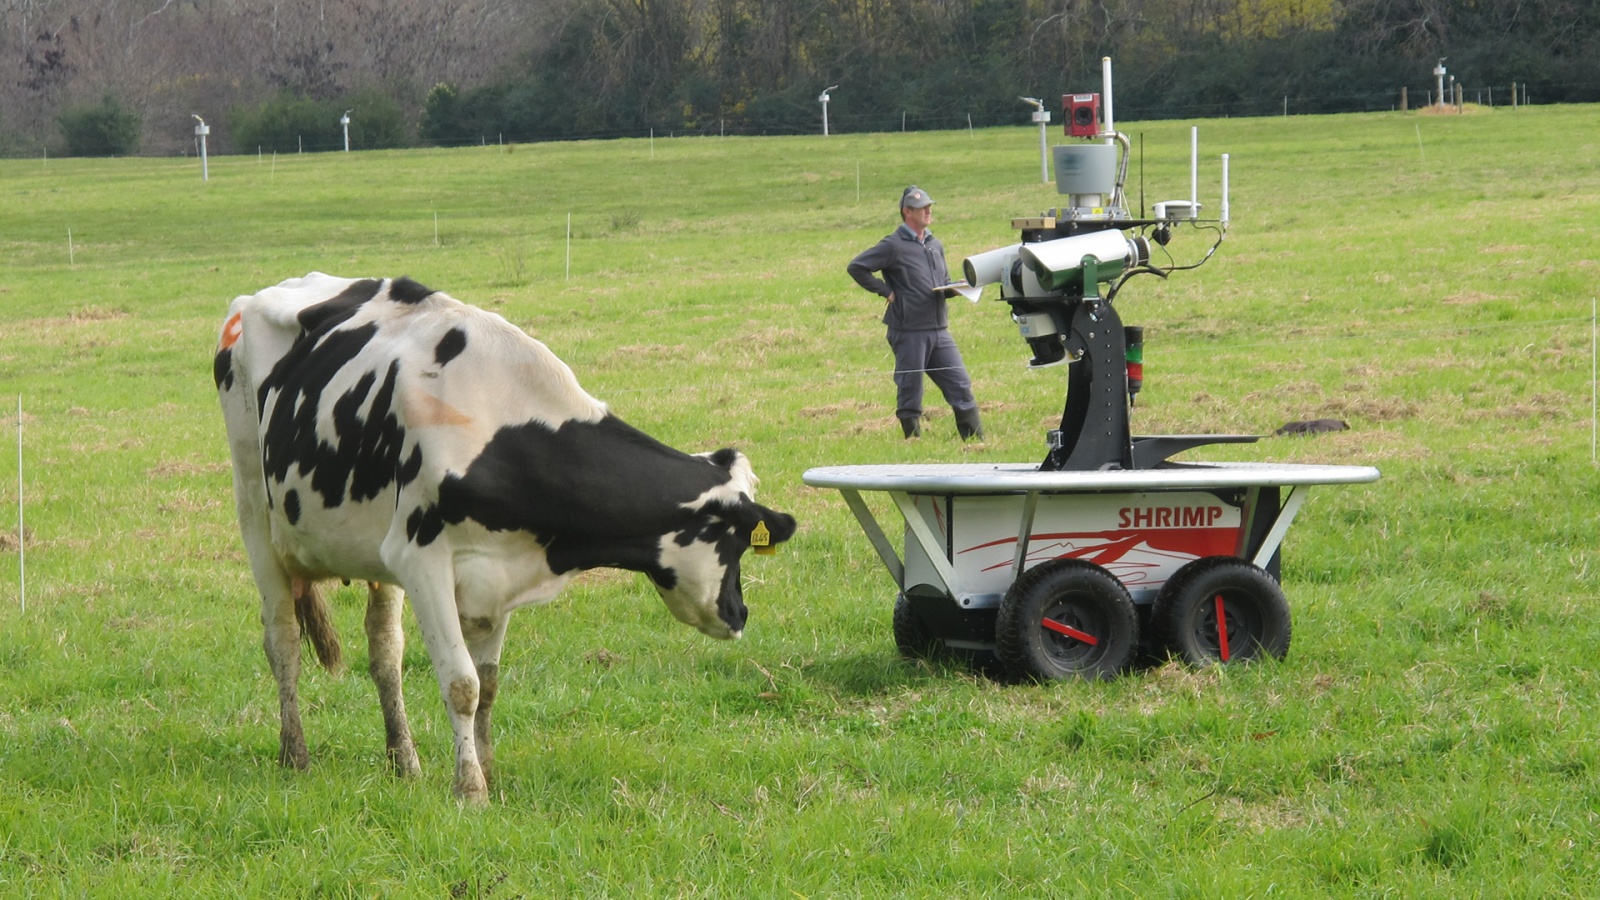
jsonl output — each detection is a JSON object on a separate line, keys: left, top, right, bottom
{"left": 847, "top": 185, "right": 983, "bottom": 440}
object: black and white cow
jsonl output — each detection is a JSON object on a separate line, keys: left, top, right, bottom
{"left": 215, "top": 273, "right": 795, "bottom": 802}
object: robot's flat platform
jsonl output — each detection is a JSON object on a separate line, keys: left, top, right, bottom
{"left": 802, "top": 461, "right": 1381, "bottom": 494}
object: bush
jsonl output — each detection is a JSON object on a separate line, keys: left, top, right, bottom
{"left": 230, "top": 89, "right": 407, "bottom": 154}
{"left": 57, "top": 95, "right": 141, "bottom": 157}
{"left": 341, "top": 88, "right": 408, "bottom": 150}
{"left": 231, "top": 94, "right": 337, "bottom": 153}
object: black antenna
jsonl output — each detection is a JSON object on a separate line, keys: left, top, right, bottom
{"left": 1139, "top": 132, "right": 1146, "bottom": 219}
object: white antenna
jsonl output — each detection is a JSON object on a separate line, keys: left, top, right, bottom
{"left": 1190, "top": 127, "right": 1199, "bottom": 219}
{"left": 1101, "top": 57, "right": 1115, "bottom": 138}
{"left": 192, "top": 114, "right": 210, "bottom": 181}
{"left": 1221, "top": 153, "right": 1230, "bottom": 225}
{"left": 341, "top": 110, "right": 352, "bottom": 152}
{"left": 819, "top": 86, "right": 839, "bottom": 136}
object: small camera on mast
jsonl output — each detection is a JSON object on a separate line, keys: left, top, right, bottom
{"left": 1064, "top": 93, "right": 1101, "bottom": 137}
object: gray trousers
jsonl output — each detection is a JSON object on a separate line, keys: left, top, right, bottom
{"left": 887, "top": 327, "right": 976, "bottom": 421}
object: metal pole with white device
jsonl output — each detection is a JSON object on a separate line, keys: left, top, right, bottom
{"left": 193, "top": 115, "right": 210, "bottom": 182}
{"left": 819, "top": 86, "right": 838, "bottom": 136}
{"left": 1021, "top": 97, "right": 1050, "bottom": 183}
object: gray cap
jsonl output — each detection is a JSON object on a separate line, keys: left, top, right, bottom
{"left": 900, "top": 185, "right": 934, "bottom": 210}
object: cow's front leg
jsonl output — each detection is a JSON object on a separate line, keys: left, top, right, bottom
{"left": 365, "top": 582, "right": 420, "bottom": 777}
{"left": 402, "top": 572, "right": 489, "bottom": 804}
{"left": 461, "top": 614, "right": 510, "bottom": 789}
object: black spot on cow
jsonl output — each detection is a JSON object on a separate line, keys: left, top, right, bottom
{"left": 388, "top": 277, "right": 435, "bottom": 305}
{"left": 259, "top": 324, "right": 421, "bottom": 511}
{"left": 434, "top": 328, "right": 468, "bottom": 367}
{"left": 329, "top": 360, "right": 415, "bottom": 504}
{"left": 545, "top": 532, "right": 678, "bottom": 586}
{"left": 259, "top": 322, "right": 379, "bottom": 469}
{"left": 407, "top": 505, "right": 444, "bottom": 546}
{"left": 283, "top": 489, "right": 301, "bottom": 524}
{"left": 213, "top": 348, "right": 234, "bottom": 390}
{"left": 433, "top": 415, "right": 728, "bottom": 539}
{"left": 297, "top": 279, "right": 382, "bottom": 334}
{"left": 399, "top": 443, "right": 424, "bottom": 487}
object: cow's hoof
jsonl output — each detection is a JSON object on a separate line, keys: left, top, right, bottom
{"left": 454, "top": 765, "right": 489, "bottom": 805}
{"left": 278, "top": 736, "right": 309, "bottom": 770}
{"left": 389, "top": 742, "right": 421, "bottom": 778}
{"left": 455, "top": 785, "right": 489, "bottom": 806}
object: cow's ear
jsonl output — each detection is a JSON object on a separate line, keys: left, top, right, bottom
{"left": 743, "top": 504, "right": 796, "bottom": 545}
{"left": 706, "top": 447, "right": 742, "bottom": 470}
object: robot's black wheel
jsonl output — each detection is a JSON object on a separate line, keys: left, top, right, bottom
{"left": 995, "top": 559, "right": 1139, "bottom": 682}
{"left": 892, "top": 592, "right": 941, "bottom": 660}
{"left": 1152, "top": 556, "right": 1291, "bottom": 667}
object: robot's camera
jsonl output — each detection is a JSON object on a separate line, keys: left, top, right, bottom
{"left": 1064, "top": 93, "right": 1101, "bottom": 138}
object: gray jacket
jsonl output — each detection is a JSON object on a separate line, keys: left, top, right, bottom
{"left": 847, "top": 224, "right": 952, "bottom": 331}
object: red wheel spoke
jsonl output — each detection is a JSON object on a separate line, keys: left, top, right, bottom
{"left": 1214, "top": 594, "right": 1231, "bottom": 662}
{"left": 1041, "top": 617, "right": 1099, "bottom": 646}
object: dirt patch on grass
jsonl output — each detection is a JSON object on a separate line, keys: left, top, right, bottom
{"left": 1218, "top": 796, "right": 1311, "bottom": 832}
{"left": 1466, "top": 391, "right": 1570, "bottom": 422}
{"left": 148, "top": 460, "right": 230, "bottom": 478}
{"left": 1321, "top": 395, "right": 1423, "bottom": 422}
{"left": 67, "top": 305, "right": 131, "bottom": 323}
{"left": 1440, "top": 290, "right": 1501, "bottom": 306}
{"left": 801, "top": 399, "right": 874, "bottom": 417}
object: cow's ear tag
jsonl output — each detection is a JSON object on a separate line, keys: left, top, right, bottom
{"left": 751, "top": 520, "right": 775, "bottom": 555}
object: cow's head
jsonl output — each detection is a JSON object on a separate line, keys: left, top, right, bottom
{"left": 648, "top": 449, "right": 795, "bottom": 639}
{"left": 651, "top": 496, "right": 796, "bottom": 640}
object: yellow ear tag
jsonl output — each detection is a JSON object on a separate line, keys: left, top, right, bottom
{"left": 751, "top": 520, "right": 775, "bottom": 556}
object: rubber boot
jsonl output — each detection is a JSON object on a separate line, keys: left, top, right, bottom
{"left": 954, "top": 406, "right": 984, "bottom": 441}
{"left": 899, "top": 415, "right": 922, "bottom": 439}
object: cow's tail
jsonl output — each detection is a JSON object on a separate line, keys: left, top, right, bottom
{"left": 294, "top": 579, "right": 344, "bottom": 673}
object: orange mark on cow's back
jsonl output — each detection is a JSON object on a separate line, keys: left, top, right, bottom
{"left": 405, "top": 390, "right": 474, "bottom": 427}
{"left": 220, "top": 312, "right": 243, "bottom": 350}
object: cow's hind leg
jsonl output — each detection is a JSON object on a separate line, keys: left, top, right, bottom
{"left": 264, "top": 576, "right": 308, "bottom": 769}
{"left": 461, "top": 614, "right": 511, "bottom": 789}
{"left": 365, "top": 582, "right": 421, "bottom": 777}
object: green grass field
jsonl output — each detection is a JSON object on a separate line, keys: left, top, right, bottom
{"left": 2, "top": 105, "right": 1599, "bottom": 896}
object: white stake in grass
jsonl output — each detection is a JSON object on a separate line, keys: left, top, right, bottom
{"left": 15, "top": 396, "right": 23, "bottom": 613}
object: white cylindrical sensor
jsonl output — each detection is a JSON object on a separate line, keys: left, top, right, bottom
{"left": 962, "top": 244, "right": 1021, "bottom": 288}
{"left": 1018, "top": 230, "right": 1148, "bottom": 292}
{"left": 1053, "top": 143, "right": 1117, "bottom": 196}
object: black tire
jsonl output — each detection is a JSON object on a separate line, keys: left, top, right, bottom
{"left": 996, "top": 559, "right": 1139, "bottom": 681}
{"left": 1152, "top": 556, "right": 1291, "bottom": 667}
{"left": 892, "top": 592, "right": 940, "bottom": 660}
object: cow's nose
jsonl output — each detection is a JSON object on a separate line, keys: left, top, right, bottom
{"left": 699, "top": 621, "right": 737, "bottom": 640}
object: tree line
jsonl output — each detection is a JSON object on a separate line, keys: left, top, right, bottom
{"left": 4, "top": 0, "right": 1596, "bottom": 157}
